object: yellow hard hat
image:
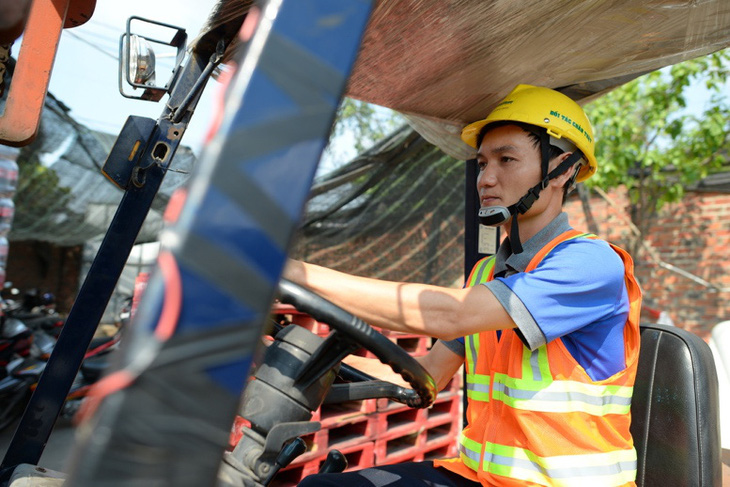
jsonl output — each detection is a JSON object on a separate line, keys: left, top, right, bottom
{"left": 461, "top": 84, "right": 597, "bottom": 182}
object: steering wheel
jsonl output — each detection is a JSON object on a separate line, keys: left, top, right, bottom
{"left": 277, "top": 279, "right": 437, "bottom": 409}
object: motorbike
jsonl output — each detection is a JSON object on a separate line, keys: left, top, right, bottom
{"left": 28, "top": 341, "right": 119, "bottom": 419}
{"left": 0, "top": 357, "right": 41, "bottom": 431}
{"left": 0, "top": 298, "right": 39, "bottom": 430}
{"left": 0, "top": 330, "right": 121, "bottom": 431}
{"left": 1, "top": 287, "right": 64, "bottom": 340}
{"left": 0, "top": 316, "right": 33, "bottom": 368}
{"left": 0, "top": 295, "right": 123, "bottom": 431}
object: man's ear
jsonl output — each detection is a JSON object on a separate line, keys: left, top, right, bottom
{"left": 548, "top": 152, "right": 576, "bottom": 188}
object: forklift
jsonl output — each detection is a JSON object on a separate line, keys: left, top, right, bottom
{"left": 0, "top": 0, "right": 727, "bottom": 485}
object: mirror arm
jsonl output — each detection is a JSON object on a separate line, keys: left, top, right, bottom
{"left": 170, "top": 38, "right": 226, "bottom": 124}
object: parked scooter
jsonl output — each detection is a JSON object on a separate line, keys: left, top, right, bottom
{"left": 0, "top": 331, "right": 121, "bottom": 430}
{"left": 0, "top": 295, "right": 126, "bottom": 429}
{"left": 0, "top": 356, "right": 42, "bottom": 431}
{"left": 27, "top": 340, "right": 120, "bottom": 419}
{"left": 0, "top": 290, "right": 40, "bottom": 431}
{"left": 1, "top": 285, "right": 65, "bottom": 339}
{"left": 0, "top": 315, "right": 33, "bottom": 367}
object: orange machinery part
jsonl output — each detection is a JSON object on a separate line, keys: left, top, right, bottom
{"left": 0, "top": 0, "right": 96, "bottom": 147}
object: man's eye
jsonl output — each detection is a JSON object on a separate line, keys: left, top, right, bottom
{"left": 477, "top": 162, "right": 487, "bottom": 170}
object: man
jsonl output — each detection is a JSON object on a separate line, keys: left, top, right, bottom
{"left": 287, "top": 84, "right": 642, "bottom": 486}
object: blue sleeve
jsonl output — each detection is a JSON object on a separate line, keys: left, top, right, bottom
{"left": 495, "top": 238, "right": 627, "bottom": 344}
{"left": 440, "top": 337, "right": 465, "bottom": 357}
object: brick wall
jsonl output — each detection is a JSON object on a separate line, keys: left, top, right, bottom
{"left": 5, "top": 240, "right": 82, "bottom": 313}
{"left": 564, "top": 188, "right": 730, "bottom": 339}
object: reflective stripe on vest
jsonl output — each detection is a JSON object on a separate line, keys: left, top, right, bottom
{"left": 465, "top": 256, "right": 495, "bottom": 403}
{"left": 466, "top": 255, "right": 496, "bottom": 287}
{"left": 492, "top": 372, "right": 633, "bottom": 415}
{"left": 490, "top": 345, "right": 633, "bottom": 415}
{"left": 481, "top": 442, "right": 637, "bottom": 487}
{"left": 465, "top": 334, "right": 490, "bottom": 402}
{"left": 459, "top": 433, "right": 483, "bottom": 472}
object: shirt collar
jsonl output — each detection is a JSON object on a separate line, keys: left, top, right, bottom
{"left": 493, "top": 212, "right": 572, "bottom": 276}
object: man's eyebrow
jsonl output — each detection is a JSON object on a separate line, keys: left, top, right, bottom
{"left": 477, "top": 144, "right": 519, "bottom": 156}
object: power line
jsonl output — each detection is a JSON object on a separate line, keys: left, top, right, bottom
{"left": 72, "top": 27, "right": 120, "bottom": 48}
{"left": 83, "top": 19, "right": 126, "bottom": 33}
{"left": 64, "top": 31, "right": 118, "bottom": 61}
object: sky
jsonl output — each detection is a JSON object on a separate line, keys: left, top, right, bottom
{"left": 13, "top": 0, "right": 222, "bottom": 157}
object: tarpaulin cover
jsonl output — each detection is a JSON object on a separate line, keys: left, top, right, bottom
{"left": 196, "top": 0, "right": 730, "bottom": 160}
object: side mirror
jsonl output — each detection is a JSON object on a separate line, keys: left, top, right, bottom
{"left": 118, "top": 16, "right": 187, "bottom": 102}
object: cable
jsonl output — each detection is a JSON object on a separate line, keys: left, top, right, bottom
{"left": 64, "top": 30, "right": 118, "bottom": 61}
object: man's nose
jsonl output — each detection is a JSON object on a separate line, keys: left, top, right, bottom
{"left": 477, "top": 165, "right": 497, "bottom": 187}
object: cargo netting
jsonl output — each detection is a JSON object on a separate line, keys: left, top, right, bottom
{"left": 291, "top": 126, "right": 465, "bottom": 287}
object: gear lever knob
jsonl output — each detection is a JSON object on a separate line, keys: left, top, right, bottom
{"left": 318, "top": 449, "right": 348, "bottom": 474}
{"left": 262, "top": 437, "right": 307, "bottom": 486}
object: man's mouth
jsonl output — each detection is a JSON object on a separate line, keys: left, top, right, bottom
{"left": 480, "top": 196, "right": 499, "bottom": 206}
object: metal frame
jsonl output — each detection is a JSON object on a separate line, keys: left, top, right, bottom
{"left": 1, "top": 11, "right": 225, "bottom": 477}
{"left": 2, "top": 0, "right": 374, "bottom": 484}
{"left": 118, "top": 16, "right": 188, "bottom": 101}
{"left": 464, "top": 159, "right": 486, "bottom": 277}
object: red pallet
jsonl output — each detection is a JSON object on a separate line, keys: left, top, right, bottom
{"left": 274, "top": 461, "right": 319, "bottom": 487}
{"left": 422, "top": 421, "right": 459, "bottom": 450}
{"left": 314, "top": 398, "right": 377, "bottom": 425}
{"left": 374, "top": 418, "right": 460, "bottom": 466}
{"left": 424, "top": 394, "right": 460, "bottom": 427}
{"left": 374, "top": 429, "right": 421, "bottom": 465}
{"left": 322, "top": 413, "right": 378, "bottom": 450}
{"left": 378, "top": 405, "right": 423, "bottom": 437}
{"left": 273, "top": 304, "right": 331, "bottom": 336}
{"left": 387, "top": 334, "right": 432, "bottom": 356}
{"left": 295, "top": 413, "right": 379, "bottom": 465}
{"left": 322, "top": 440, "right": 375, "bottom": 472}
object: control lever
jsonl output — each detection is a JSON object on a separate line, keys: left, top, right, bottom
{"left": 262, "top": 437, "right": 307, "bottom": 486}
{"left": 318, "top": 449, "right": 348, "bottom": 474}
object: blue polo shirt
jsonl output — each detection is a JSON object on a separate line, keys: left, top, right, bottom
{"left": 443, "top": 213, "right": 630, "bottom": 381}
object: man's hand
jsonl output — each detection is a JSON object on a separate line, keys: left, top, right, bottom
{"left": 343, "top": 340, "right": 464, "bottom": 392}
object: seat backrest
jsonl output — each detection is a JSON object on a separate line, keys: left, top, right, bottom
{"left": 631, "top": 323, "right": 722, "bottom": 486}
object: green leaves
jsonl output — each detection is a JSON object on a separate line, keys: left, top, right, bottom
{"left": 331, "top": 98, "right": 405, "bottom": 154}
{"left": 585, "top": 49, "right": 730, "bottom": 241}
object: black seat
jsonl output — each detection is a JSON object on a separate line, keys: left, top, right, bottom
{"left": 79, "top": 354, "right": 109, "bottom": 382}
{"left": 631, "top": 323, "right": 722, "bottom": 486}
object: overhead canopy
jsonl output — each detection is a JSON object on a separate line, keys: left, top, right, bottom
{"left": 195, "top": 0, "right": 730, "bottom": 159}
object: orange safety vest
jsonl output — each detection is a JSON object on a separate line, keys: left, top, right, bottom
{"left": 435, "top": 230, "right": 642, "bottom": 486}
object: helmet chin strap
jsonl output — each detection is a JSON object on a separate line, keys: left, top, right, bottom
{"left": 478, "top": 131, "right": 584, "bottom": 254}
